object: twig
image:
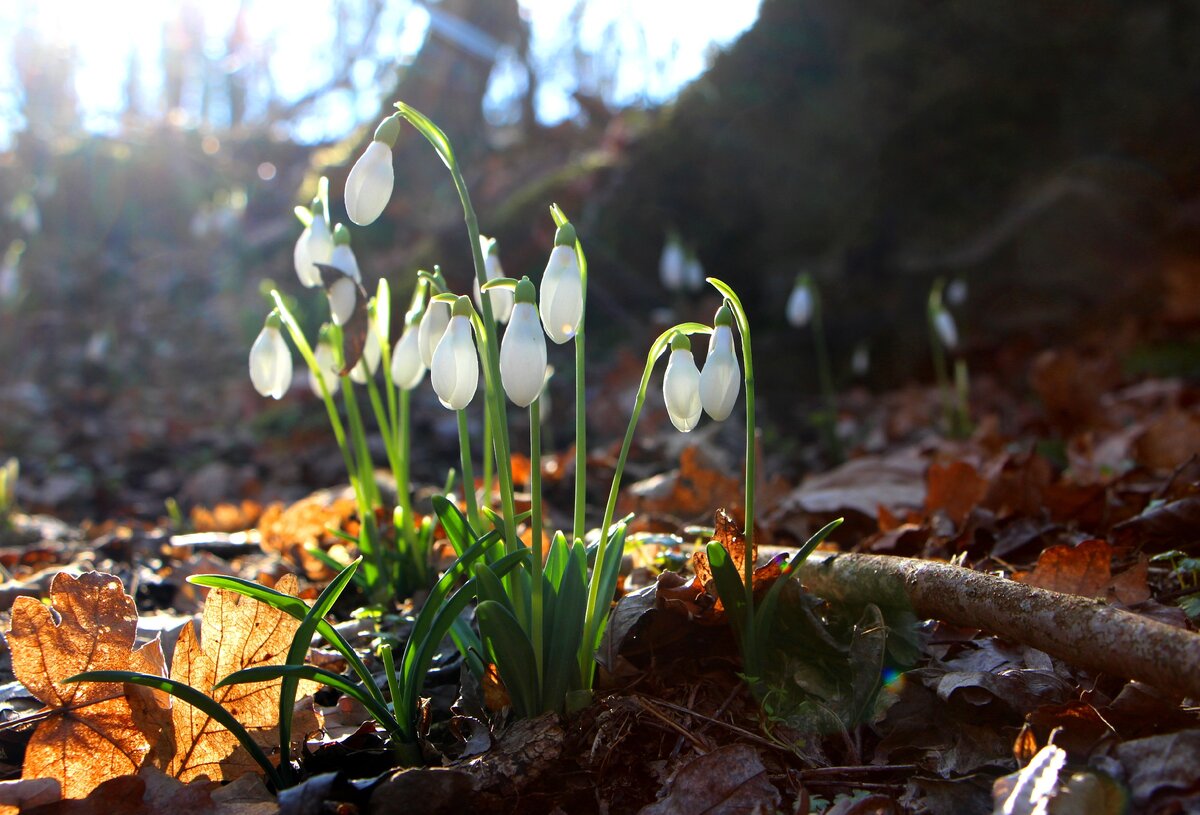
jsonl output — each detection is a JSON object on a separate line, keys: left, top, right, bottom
{"left": 796, "top": 552, "right": 1200, "bottom": 699}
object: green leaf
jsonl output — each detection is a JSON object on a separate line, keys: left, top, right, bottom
{"left": 433, "top": 495, "right": 477, "bottom": 559}
{"left": 543, "top": 532, "right": 571, "bottom": 592}
{"left": 65, "top": 671, "right": 283, "bottom": 789}
{"left": 477, "top": 600, "right": 539, "bottom": 717}
{"left": 186, "top": 574, "right": 383, "bottom": 707}
{"left": 481, "top": 277, "right": 518, "bottom": 292}
{"left": 394, "top": 101, "right": 456, "bottom": 170}
{"left": 590, "top": 523, "right": 628, "bottom": 648}
{"left": 215, "top": 664, "right": 404, "bottom": 746}
{"left": 755, "top": 518, "right": 844, "bottom": 653}
{"left": 449, "top": 617, "right": 485, "bottom": 679}
{"left": 278, "top": 557, "right": 361, "bottom": 776}
{"left": 541, "top": 541, "right": 587, "bottom": 712}
{"left": 848, "top": 604, "right": 887, "bottom": 724}
{"left": 705, "top": 540, "right": 750, "bottom": 649}
{"left": 294, "top": 205, "right": 313, "bottom": 227}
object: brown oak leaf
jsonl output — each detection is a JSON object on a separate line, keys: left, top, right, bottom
{"left": 136, "top": 574, "right": 318, "bottom": 783}
{"left": 690, "top": 509, "right": 782, "bottom": 622}
{"left": 7, "top": 572, "right": 163, "bottom": 799}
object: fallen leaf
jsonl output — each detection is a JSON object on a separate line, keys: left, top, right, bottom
{"left": 1115, "top": 729, "right": 1200, "bottom": 812}
{"left": 639, "top": 743, "right": 780, "bottom": 815}
{"left": 1134, "top": 408, "right": 1200, "bottom": 471}
{"left": 136, "top": 574, "right": 317, "bottom": 783}
{"left": 0, "top": 777, "right": 61, "bottom": 814}
{"left": 691, "top": 509, "right": 782, "bottom": 619}
{"left": 925, "top": 460, "right": 988, "bottom": 525}
{"left": 1013, "top": 539, "right": 1150, "bottom": 604}
{"left": 773, "top": 449, "right": 927, "bottom": 522}
{"left": 1112, "top": 495, "right": 1200, "bottom": 550}
{"left": 7, "top": 572, "right": 162, "bottom": 799}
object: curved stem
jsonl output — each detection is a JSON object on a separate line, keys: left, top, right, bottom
{"left": 706, "top": 278, "right": 756, "bottom": 596}
{"left": 810, "top": 285, "right": 843, "bottom": 462}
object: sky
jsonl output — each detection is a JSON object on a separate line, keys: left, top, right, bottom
{"left": 0, "top": 0, "right": 762, "bottom": 146}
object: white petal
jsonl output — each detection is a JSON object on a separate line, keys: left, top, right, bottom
{"left": 328, "top": 276, "right": 357, "bottom": 326}
{"left": 249, "top": 326, "right": 291, "bottom": 399}
{"left": 390, "top": 327, "right": 426, "bottom": 390}
{"left": 330, "top": 244, "right": 362, "bottom": 282}
{"left": 786, "top": 285, "right": 812, "bottom": 327}
{"left": 350, "top": 329, "right": 382, "bottom": 383}
{"left": 699, "top": 325, "right": 740, "bottom": 421}
{"left": 345, "top": 141, "right": 394, "bottom": 226}
{"left": 310, "top": 342, "right": 341, "bottom": 397}
{"left": 307, "top": 218, "right": 334, "bottom": 283}
{"left": 934, "top": 310, "right": 958, "bottom": 350}
{"left": 684, "top": 257, "right": 705, "bottom": 292}
{"left": 418, "top": 300, "right": 451, "bottom": 367}
{"left": 500, "top": 302, "right": 548, "bottom": 407}
{"left": 539, "top": 245, "right": 582, "bottom": 344}
{"left": 663, "top": 348, "right": 702, "bottom": 432}
{"left": 294, "top": 227, "right": 319, "bottom": 287}
{"left": 659, "top": 241, "right": 686, "bottom": 292}
{"left": 431, "top": 317, "right": 478, "bottom": 410}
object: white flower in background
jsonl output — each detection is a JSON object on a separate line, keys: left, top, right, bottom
{"left": 345, "top": 115, "right": 399, "bottom": 226}
{"left": 431, "top": 296, "right": 479, "bottom": 410}
{"left": 851, "top": 342, "right": 870, "bottom": 376}
{"left": 330, "top": 224, "right": 362, "bottom": 282}
{"left": 933, "top": 307, "right": 958, "bottom": 351}
{"left": 350, "top": 317, "right": 383, "bottom": 384}
{"left": 786, "top": 274, "right": 814, "bottom": 328}
{"left": 328, "top": 278, "right": 357, "bottom": 326}
{"left": 699, "top": 305, "right": 740, "bottom": 421}
{"left": 473, "top": 235, "right": 513, "bottom": 323}
{"left": 294, "top": 201, "right": 333, "bottom": 288}
{"left": 310, "top": 328, "right": 341, "bottom": 397}
{"left": 249, "top": 312, "right": 292, "bottom": 399}
{"left": 659, "top": 233, "right": 687, "bottom": 292}
{"left": 418, "top": 298, "right": 451, "bottom": 367}
{"left": 390, "top": 314, "right": 426, "bottom": 390}
{"left": 663, "top": 333, "right": 702, "bottom": 432}
{"left": 946, "top": 278, "right": 968, "bottom": 307}
{"left": 540, "top": 222, "right": 583, "bottom": 344}
{"left": 500, "top": 277, "right": 548, "bottom": 407}
{"left": 683, "top": 253, "right": 704, "bottom": 293}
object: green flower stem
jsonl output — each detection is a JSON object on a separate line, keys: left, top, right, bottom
{"left": 579, "top": 321, "right": 713, "bottom": 687}
{"left": 530, "top": 396, "right": 545, "bottom": 683}
{"left": 706, "top": 278, "right": 756, "bottom": 597}
{"left": 456, "top": 409, "right": 481, "bottom": 533}
{"left": 481, "top": 409, "right": 494, "bottom": 513}
{"left": 953, "top": 357, "right": 971, "bottom": 437}
{"left": 398, "top": 388, "right": 421, "bottom": 580}
{"left": 341, "top": 381, "right": 380, "bottom": 509}
{"left": 810, "top": 285, "right": 843, "bottom": 462}
{"left": 549, "top": 205, "right": 587, "bottom": 544}
{"left": 928, "top": 279, "right": 955, "bottom": 434}
{"left": 366, "top": 376, "right": 402, "bottom": 492}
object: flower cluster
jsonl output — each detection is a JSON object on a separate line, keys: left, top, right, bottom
{"left": 663, "top": 305, "right": 742, "bottom": 432}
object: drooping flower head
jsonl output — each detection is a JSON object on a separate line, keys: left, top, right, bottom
{"left": 326, "top": 225, "right": 360, "bottom": 327}
{"left": 539, "top": 222, "right": 583, "bottom": 344}
{"left": 350, "top": 298, "right": 384, "bottom": 384}
{"left": 699, "top": 304, "right": 741, "bottom": 421}
{"left": 786, "top": 273, "right": 814, "bottom": 328}
{"left": 249, "top": 310, "right": 293, "bottom": 399}
{"left": 294, "top": 198, "right": 333, "bottom": 288}
{"left": 474, "top": 235, "right": 513, "bottom": 323}
{"left": 391, "top": 308, "right": 427, "bottom": 391}
{"left": 659, "top": 232, "right": 687, "bottom": 292}
{"left": 310, "top": 323, "right": 341, "bottom": 397}
{"left": 345, "top": 114, "right": 400, "bottom": 226}
{"left": 663, "top": 332, "right": 702, "bottom": 432}
{"left": 932, "top": 306, "right": 958, "bottom": 351}
{"left": 431, "top": 295, "right": 479, "bottom": 410}
{"left": 418, "top": 296, "right": 451, "bottom": 368}
{"left": 500, "top": 277, "right": 548, "bottom": 407}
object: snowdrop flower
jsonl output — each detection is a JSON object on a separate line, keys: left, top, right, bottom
{"left": 249, "top": 311, "right": 292, "bottom": 399}
{"left": 659, "top": 233, "right": 687, "bottom": 292}
{"left": 418, "top": 298, "right": 451, "bottom": 367}
{"left": 294, "top": 200, "right": 333, "bottom": 288}
{"left": 345, "top": 114, "right": 399, "bottom": 226}
{"left": 310, "top": 325, "right": 340, "bottom": 397}
{"left": 500, "top": 277, "right": 548, "bottom": 407}
{"left": 540, "top": 222, "right": 583, "bottom": 344}
{"left": 350, "top": 302, "right": 384, "bottom": 383}
{"left": 473, "top": 236, "right": 513, "bottom": 323}
{"left": 851, "top": 342, "right": 870, "bottom": 376}
{"left": 431, "top": 296, "right": 479, "bottom": 410}
{"left": 390, "top": 312, "right": 426, "bottom": 390}
{"left": 946, "top": 278, "right": 968, "bottom": 307}
{"left": 932, "top": 307, "right": 958, "bottom": 351}
{"left": 663, "top": 332, "right": 702, "bottom": 432}
{"left": 786, "top": 274, "right": 814, "bottom": 328}
{"left": 683, "top": 253, "right": 704, "bottom": 293}
{"left": 699, "top": 305, "right": 740, "bottom": 421}
{"left": 330, "top": 224, "right": 362, "bottom": 282}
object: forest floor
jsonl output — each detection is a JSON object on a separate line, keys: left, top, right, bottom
{"left": 0, "top": 327, "right": 1198, "bottom": 815}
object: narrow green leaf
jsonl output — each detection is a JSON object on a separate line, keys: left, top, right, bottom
{"left": 186, "top": 574, "right": 383, "bottom": 707}
{"left": 543, "top": 532, "right": 570, "bottom": 592}
{"left": 432, "top": 495, "right": 476, "bottom": 558}
{"left": 705, "top": 540, "right": 749, "bottom": 648}
{"left": 294, "top": 206, "right": 313, "bottom": 227}
{"left": 477, "top": 600, "right": 539, "bottom": 717}
{"left": 541, "top": 542, "right": 587, "bottom": 712}
{"left": 278, "top": 557, "right": 361, "bottom": 776}
{"left": 394, "top": 100, "right": 456, "bottom": 169}
{"left": 755, "top": 517, "right": 844, "bottom": 650}
{"left": 65, "top": 671, "right": 284, "bottom": 789}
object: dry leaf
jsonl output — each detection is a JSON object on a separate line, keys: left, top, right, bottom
{"left": 137, "top": 574, "right": 317, "bottom": 783}
{"left": 639, "top": 743, "right": 781, "bottom": 815}
{"left": 925, "top": 460, "right": 988, "bottom": 525}
{"left": 690, "top": 509, "right": 782, "bottom": 621}
{"left": 0, "top": 777, "right": 61, "bottom": 814}
{"left": 1013, "top": 539, "right": 1150, "bottom": 604}
{"left": 7, "top": 572, "right": 161, "bottom": 799}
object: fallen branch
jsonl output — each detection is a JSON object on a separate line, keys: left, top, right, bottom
{"left": 795, "top": 552, "right": 1200, "bottom": 699}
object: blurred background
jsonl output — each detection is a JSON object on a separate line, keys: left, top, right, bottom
{"left": 1, "top": 0, "right": 1199, "bottom": 520}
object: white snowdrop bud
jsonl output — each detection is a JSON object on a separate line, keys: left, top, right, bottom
{"left": 659, "top": 234, "right": 687, "bottom": 292}
{"left": 683, "top": 254, "right": 705, "bottom": 293}
{"left": 249, "top": 312, "right": 293, "bottom": 399}
{"left": 330, "top": 224, "right": 362, "bottom": 282}
{"left": 500, "top": 278, "right": 548, "bottom": 407}
{"left": 933, "top": 307, "right": 958, "bottom": 351}
{"left": 294, "top": 202, "right": 333, "bottom": 288}
{"left": 663, "top": 333, "right": 702, "bottom": 432}
{"left": 474, "top": 235, "right": 514, "bottom": 323}
{"left": 431, "top": 296, "right": 479, "bottom": 410}
{"left": 328, "top": 277, "right": 357, "bottom": 326}
{"left": 310, "top": 328, "right": 341, "bottom": 397}
{"left": 787, "top": 275, "right": 814, "bottom": 328}
{"left": 699, "top": 306, "right": 740, "bottom": 421}
{"left": 539, "top": 223, "right": 583, "bottom": 344}
{"left": 418, "top": 299, "right": 451, "bottom": 367}
{"left": 344, "top": 116, "right": 399, "bottom": 226}
{"left": 946, "top": 278, "right": 968, "bottom": 306}
{"left": 350, "top": 323, "right": 382, "bottom": 384}
{"left": 390, "top": 317, "right": 426, "bottom": 390}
